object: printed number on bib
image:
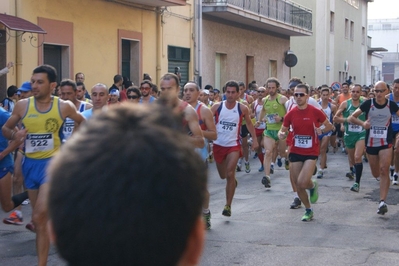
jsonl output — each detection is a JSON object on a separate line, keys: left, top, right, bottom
{"left": 220, "top": 121, "right": 236, "bottom": 132}
{"left": 348, "top": 123, "right": 362, "bottom": 133}
{"left": 370, "top": 126, "right": 387, "bottom": 139}
{"left": 266, "top": 114, "right": 276, "bottom": 124}
{"left": 294, "top": 135, "right": 312, "bottom": 148}
{"left": 25, "top": 133, "right": 54, "bottom": 153}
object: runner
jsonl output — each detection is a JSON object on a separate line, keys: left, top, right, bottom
{"left": 387, "top": 78, "right": 399, "bottom": 185}
{"left": 251, "top": 86, "right": 267, "bottom": 172}
{"left": 333, "top": 84, "right": 366, "bottom": 192}
{"left": 349, "top": 81, "right": 399, "bottom": 215}
{"left": 256, "top": 78, "right": 288, "bottom": 188}
{"left": 2, "top": 65, "right": 85, "bottom": 266}
{"left": 184, "top": 81, "right": 217, "bottom": 229}
{"left": 278, "top": 84, "right": 333, "bottom": 221}
{"left": 211, "top": 80, "right": 258, "bottom": 217}
{"left": 316, "top": 87, "right": 337, "bottom": 178}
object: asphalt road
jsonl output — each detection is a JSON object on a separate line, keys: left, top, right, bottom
{"left": 0, "top": 149, "right": 398, "bottom": 265}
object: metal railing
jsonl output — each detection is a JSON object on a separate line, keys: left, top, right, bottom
{"left": 203, "top": 0, "right": 312, "bottom": 31}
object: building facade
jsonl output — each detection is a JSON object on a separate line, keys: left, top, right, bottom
{"left": 200, "top": 0, "right": 312, "bottom": 90}
{"left": 368, "top": 18, "right": 399, "bottom": 83}
{"left": 290, "top": 0, "right": 371, "bottom": 87}
{"left": 0, "top": 0, "right": 192, "bottom": 99}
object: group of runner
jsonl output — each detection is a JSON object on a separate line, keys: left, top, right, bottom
{"left": 1, "top": 64, "right": 399, "bottom": 264}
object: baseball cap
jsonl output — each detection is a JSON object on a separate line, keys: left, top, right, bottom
{"left": 288, "top": 81, "right": 300, "bottom": 89}
{"left": 110, "top": 89, "right": 120, "bottom": 97}
{"left": 203, "top": 89, "right": 210, "bottom": 95}
{"left": 18, "top": 81, "right": 32, "bottom": 92}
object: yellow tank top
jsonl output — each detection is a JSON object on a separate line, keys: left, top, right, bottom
{"left": 22, "top": 96, "right": 63, "bottom": 159}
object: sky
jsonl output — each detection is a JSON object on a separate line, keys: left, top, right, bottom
{"left": 368, "top": 0, "right": 399, "bottom": 19}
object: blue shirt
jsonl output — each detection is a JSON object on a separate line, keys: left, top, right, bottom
{"left": 81, "top": 109, "right": 93, "bottom": 120}
{"left": 0, "top": 108, "right": 13, "bottom": 167}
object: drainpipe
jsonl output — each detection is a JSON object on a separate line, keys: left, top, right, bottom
{"left": 194, "top": 0, "right": 202, "bottom": 88}
{"left": 156, "top": 7, "right": 162, "bottom": 84}
{"left": 15, "top": 0, "right": 22, "bottom": 86}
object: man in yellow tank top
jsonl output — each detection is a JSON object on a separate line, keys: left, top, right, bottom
{"left": 2, "top": 65, "right": 85, "bottom": 266}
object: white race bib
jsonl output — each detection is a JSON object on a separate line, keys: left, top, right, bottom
{"left": 63, "top": 121, "right": 74, "bottom": 140}
{"left": 294, "top": 135, "right": 312, "bottom": 148}
{"left": 219, "top": 121, "right": 237, "bottom": 132}
{"left": 266, "top": 114, "right": 276, "bottom": 124}
{"left": 25, "top": 133, "right": 54, "bottom": 153}
{"left": 370, "top": 126, "right": 387, "bottom": 139}
{"left": 348, "top": 123, "right": 362, "bottom": 133}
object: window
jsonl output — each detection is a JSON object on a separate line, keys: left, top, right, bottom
{"left": 215, "top": 53, "right": 227, "bottom": 91}
{"left": 168, "top": 46, "right": 190, "bottom": 88}
{"left": 345, "top": 19, "right": 349, "bottom": 39}
{"left": 350, "top": 21, "right": 354, "bottom": 41}
{"left": 382, "top": 23, "right": 391, "bottom": 30}
{"left": 43, "top": 44, "right": 69, "bottom": 84}
{"left": 121, "top": 39, "right": 140, "bottom": 85}
{"left": 246, "top": 56, "right": 254, "bottom": 87}
{"left": 269, "top": 60, "right": 277, "bottom": 78}
{"left": 330, "top": 12, "right": 334, "bottom": 33}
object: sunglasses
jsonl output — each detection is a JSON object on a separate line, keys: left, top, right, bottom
{"left": 374, "top": 89, "right": 386, "bottom": 93}
{"left": 257, "top": 90, "right": 266, "bottom": 93}
{"left": 128, "top": 95, "right": 139, "bottom": 99}
{"left": 294, "top": 93, "right": 307, "bottom": 98}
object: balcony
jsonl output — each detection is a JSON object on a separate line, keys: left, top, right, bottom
{"left": 106, "top": 0, "right": 187, "bottom": 7}
{"left": 202, "top": 0, "right": 312, "bottom": 37}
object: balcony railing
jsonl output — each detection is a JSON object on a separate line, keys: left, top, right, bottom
{"left": 203, "top": 0, "right": 312, "bottom": 31}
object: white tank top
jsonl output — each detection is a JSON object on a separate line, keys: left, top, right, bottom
{"left": 214, "top": 101, "right": 242, "bottom": 147}
{"left": 254, "top": 101, "right": 266, "bottom": 130}
{"left": 62, "top": 101, "right": 87, "bottom": 142}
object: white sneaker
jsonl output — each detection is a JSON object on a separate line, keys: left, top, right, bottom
{"left": 22, "top": 199, "right": 30, "bottom": 205}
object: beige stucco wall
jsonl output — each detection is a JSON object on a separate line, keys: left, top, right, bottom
{"left": 202, "top": 19, "right": 290, "bottom": 90}
{"left": 1, "top": 0, "right": 193, "bottom": 90}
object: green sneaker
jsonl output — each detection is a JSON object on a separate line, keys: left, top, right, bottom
{"left": 203, "top": 211, "right": 211, "bottom": 230}
{"left": 245, "top": 162, "right": 251, "bottom": 173}
{"left": 285, "top": 160, "right": 289, "bottom": 170}
{"left": 350, "top": 183, "right": 359, "bottom": 192}
{"left": 301, "top": 209, "right": 314, "bottom": 221}
{"left": 309, "top": 180, "right": 319, "bottom": 204}
{"left": 222, "top": 205, "right": 231, "bottom": 217}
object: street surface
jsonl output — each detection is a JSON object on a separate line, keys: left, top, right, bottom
{"left": 0, "top": 149, "right": 399, "bottom": 265}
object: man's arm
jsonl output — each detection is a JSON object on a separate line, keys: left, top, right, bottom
{"left": 241, "top": 104, "right": 258, "bottom": 150}
{"left": 333, "top": 101, "right": 347, "bottom": 124}
{"left": 185, "top": 105, "right": 205, "bottom": 148}
{"left": 2, "top": 100, "right": 27, "bottom": 141}
{"left": 348, "top": 108, "right": 369, "bottom": 129}
{"left": 60, "top": 100, "right": 85, "bottom": 132}
{"left": 201, "top": 107, "right": 217, "bottom": 141}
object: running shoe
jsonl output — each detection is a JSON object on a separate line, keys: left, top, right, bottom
{"left": 3, "top": 211, "right": 23, "bottom": 225}
{"left": 277, "top": 157, "right": 282, "bottom": 167}
{"left": 222, "top": 205, "right": 231, "bottom": 217}
{"left": 22, "top": 199, "right": 30, "bottom": 205}
{"left": 26, "top": 221, "right": 36, "bottom": 233}
{"left": 313, "top": 165, "right": 317, "bottom": 176}
{"left": 393, "top": 174, "right": 398, "bottom": 185}
{"left": 377, "top": 201, "right": 388, "bottom": 215}
{"left": 236, "top": 165, "right": 241, "bottom": 172}
{"left": 203, "top": 211, "right": 211, "bottom": 230}
{"left": 309, "top": 180, "right": 319, "bottom": 204}
{"left": 261, "top": 176, "right": 271, "bottom": 188}
{"left": 270, "top": 165, "right": 274, "bottom": 174}
{"left": 253, "top": 153, "right": 258, "bottom": 159}
{"left": 346, "top": 172, "right": 354, "bottom": 180}
{"left": 285, "top": 160, "right": 289, "bottom": 170}
{"left": 350, "top": 182, "right": 359, "bottom": 192}
{"left": 258, "top": 165, "right": 264, "bottom": 172}
{"left": 245, "top": 162, "right": 251, "bottom": 173}
{"left": 390, "top": 167, "right": 394, "bottom": 178}
{"left": 301, "top": 209, "right": 314, "bottom": 222}
{"left": 290, "top": 197, "right": 301, "bottom": 209}
{"left": 316, "top": 169, "right": 323, "bottom": 179}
